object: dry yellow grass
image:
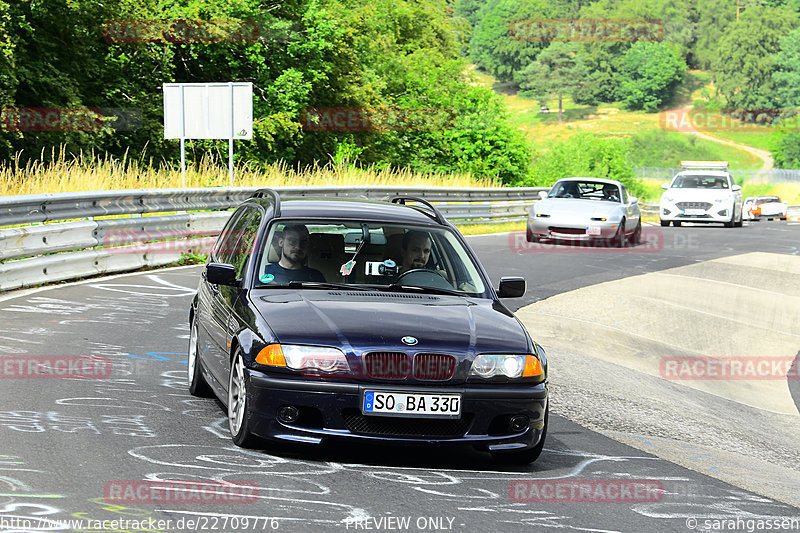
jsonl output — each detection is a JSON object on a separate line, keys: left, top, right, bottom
{"left": 1, "top": 150, "right": 500, "bottom": 196}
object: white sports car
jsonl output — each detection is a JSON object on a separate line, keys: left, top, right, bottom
{"left": 659, "top": 161, "right": 743, "bottom": 227}
{"left": 526, "top": 177, "right": 642, "bottom": 247}
{"left": 743, "top": 196, "right": 788, "bottom": 221}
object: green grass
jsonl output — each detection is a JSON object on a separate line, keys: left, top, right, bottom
{"left": 457, "top": 220, "right": 526, "bottom": 235}
{"left": 698, "top": 130, "right": 778, "bottom": 153}
{"left": 472, "top": 67, "right": 765, "bottom": 169}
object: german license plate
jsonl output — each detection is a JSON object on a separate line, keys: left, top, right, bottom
{"left": 586, "top": 226, "right": 602, "bottom": 236}
{"left": 683, "top": 208, "right": 705, "bottom": 216}
{"left": 362, "top": 391, "right": 461, "bottom": 418}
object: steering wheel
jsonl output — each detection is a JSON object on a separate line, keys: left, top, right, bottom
{"left": 394, "top": 268, "right": 453, "bottom": 290}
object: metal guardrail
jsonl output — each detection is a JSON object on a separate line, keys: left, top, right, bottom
{"left": 0, "top": 186, "right": 548, "bottom": 292}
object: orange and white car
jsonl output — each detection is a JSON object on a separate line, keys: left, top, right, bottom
{"left": 743, "top": 196, "right": 788, "bottom": 221}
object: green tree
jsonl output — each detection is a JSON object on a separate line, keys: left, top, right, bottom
{"left": 516, "top": 42, "right": 586, "bottom": 123}
{"left": 713, "top": 5, "right": 798, "bottom": 110}
{"left": 529, "top": 132, "right": 641, "bottom": 196}
{"left": 693, "top": 0, "right": 735, "bottom": 69}
{"left": 771, "top": 131, "right": 800, "bottom": 168}
{"left": 617, "top": 41, "right": 686, "bottom": 111}
{"left": 469, "top": 0, "right": 575, "bottom": 82}
{"left": 772, "top": 26, "right": 800, "bottom": 107}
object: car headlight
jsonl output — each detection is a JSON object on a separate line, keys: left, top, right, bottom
{"left": 662, "top": 196, "right": 674, "bottom": 203}
{"left": 469, "top": 354, "right": 543, "bottom": 379}
{"left": 256, "top": 344, "right": 349, "bottom": 373}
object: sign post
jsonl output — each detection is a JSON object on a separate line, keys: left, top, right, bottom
{"left": 163, "top": 82, "right": 253, "bottom": 187}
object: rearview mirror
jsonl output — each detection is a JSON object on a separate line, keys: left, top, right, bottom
{"left": 661, "top": 183, "right": 669, "bottom": 190}
{"left": 732, "top": 185, "right": 742, "bottom": 191}
{"left": 206, "top": 263, "right": 239, "bottom": 286}
{"left": 497, "top": 277, "right": 526, "bottom": 298}
{"left": 628, "top": 196, "right": 638, "bottom": 204}
{"left": 538, "top": 191, "right": 548, "bottom": 200}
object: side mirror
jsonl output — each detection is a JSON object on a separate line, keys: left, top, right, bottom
{"left": 206, "top": 263, "right": 239, "bottom": 286}
{"left": 497, "top": 277, "right": 526, "bottom": 298}
{"left": 732, "top": 184, "right": 742, "bottom": 192}
{"left": 538, "top": 191, "right": 548, "bottom": 200}
{"left": 661, "top": 183, "right": 669, "bottom": 190}
{"left": 628, "top": 196, "right": 638, "bottom": 204}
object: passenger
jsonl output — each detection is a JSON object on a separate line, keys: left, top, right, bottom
{"left": 555, "top": 182, "right": 580, "bottom": 198}
{"left": 262, "top": 224, "right": 325, "bottom": 283}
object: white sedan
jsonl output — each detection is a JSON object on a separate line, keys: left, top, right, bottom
{"left": 526, "top": 177, "right": 642, "bottom": 247}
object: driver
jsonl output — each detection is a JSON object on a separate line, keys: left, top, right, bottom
{"left": 262, "top": 224, "right": 325, "bottom": 284}
{"left": 399, "top": 230, "right": 432, "bottom": 274}
{"left": 602, "top": 183, "right": 619, "bottom": 202}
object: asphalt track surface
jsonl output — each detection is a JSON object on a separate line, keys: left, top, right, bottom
{"left": 0, "top": 221, "right": 798, "bottom": 533}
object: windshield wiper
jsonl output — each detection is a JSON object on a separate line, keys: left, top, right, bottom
{"left": 384, "top": 284, "right": 464, "bottom": 297}
{"left": 287, "top": 281, "right": 377, "bottom": 291}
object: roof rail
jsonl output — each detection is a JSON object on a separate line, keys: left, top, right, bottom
{"left": 249, "top": 188, "right": 281, "bottom": 217}
{"left": 390, "top": 196, "right": 446, "bottom": 225}
{"left": 680, "top": 161, "right": 729, "bottom": 171}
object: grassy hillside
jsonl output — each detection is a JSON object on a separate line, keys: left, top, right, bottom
{"left": 473, "top": 68, "right": 764, "bottom": 170}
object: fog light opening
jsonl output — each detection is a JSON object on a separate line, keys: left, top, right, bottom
{"left": 278, "top": 405, "right": 300, "bottom": 424}
{"left": 509, "top": 415, "right": 529, "bottom": 433}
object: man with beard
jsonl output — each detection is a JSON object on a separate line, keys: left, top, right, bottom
{"left": 262, "top": 224, "right": 325, "bottom": 284}
{"left": 399, "top": 230, "right": 432, "bottom": 273}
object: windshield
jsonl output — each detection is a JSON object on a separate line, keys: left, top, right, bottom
{"left": 756, "top": 197, "right": 781, "bottom": 203}
{"left": 252, "top": 221, "right": 487, "bottom": 296}
{"left": 549, "top": 181, "right": 621, "bottom": 202}
{"left": 671, "top": 174, "right": 730, "bottom": 189}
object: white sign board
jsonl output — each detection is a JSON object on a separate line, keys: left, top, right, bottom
{"left": 163, "top": 82, "right": 252, "bottom": 140}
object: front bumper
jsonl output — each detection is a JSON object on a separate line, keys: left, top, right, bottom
{"left": 246, "top": 371, "right": 548, "bottom": 451}
{"left": 746, "top": 209, "right": 787, "bottom": 219}
{"left": 527, "top": 217, "right": 621, "bottom": 241}
{"left": 660, "top": 202, "right": 733, "bottom": 222}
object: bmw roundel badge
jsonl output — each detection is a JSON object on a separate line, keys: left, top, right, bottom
{"left": 401, "top": 336, "right": 418, "bottom": 346}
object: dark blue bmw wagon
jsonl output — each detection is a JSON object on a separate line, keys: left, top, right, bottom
{"left": 189, "top": 190, "right": 549, "bottom": 463}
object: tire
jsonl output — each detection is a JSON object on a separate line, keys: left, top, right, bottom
{"left": 228, "top": 349, "right": 260, "bottom": 448}
{"left": 188, "top": 315, "right": 213, "bottom": 397}
{"left": 735, "top": 211, "right": 744, "bottom": 227}
{"left": 672, "top": 221, "right": 682, "bottom": 227}
{"left": 659, "top": 220, "right": 669, "bottom": 227}
{"left": 725, "top": 209, "right": 736, "bottom": 228}
{"left": 491, "top": 406, "right": 548, "bottom": 465}
{"left": 610, "top": 218, "right": 625, "bottom": 247}
{"left": 630, "top": 220, "right": 642, "bottom": 245}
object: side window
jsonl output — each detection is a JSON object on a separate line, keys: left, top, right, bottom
{"left": 212, "top": 208, "right": 247, "bottom": 261}
{"left": 216, "top": 206, "right": 262, "bottom": 279}
{"left": 620, "top": 186, "right": 629, "bottom": 203}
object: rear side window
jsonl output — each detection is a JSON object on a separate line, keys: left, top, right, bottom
{"left": 214, "top": 206, "right": 262, "bottom": 278}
